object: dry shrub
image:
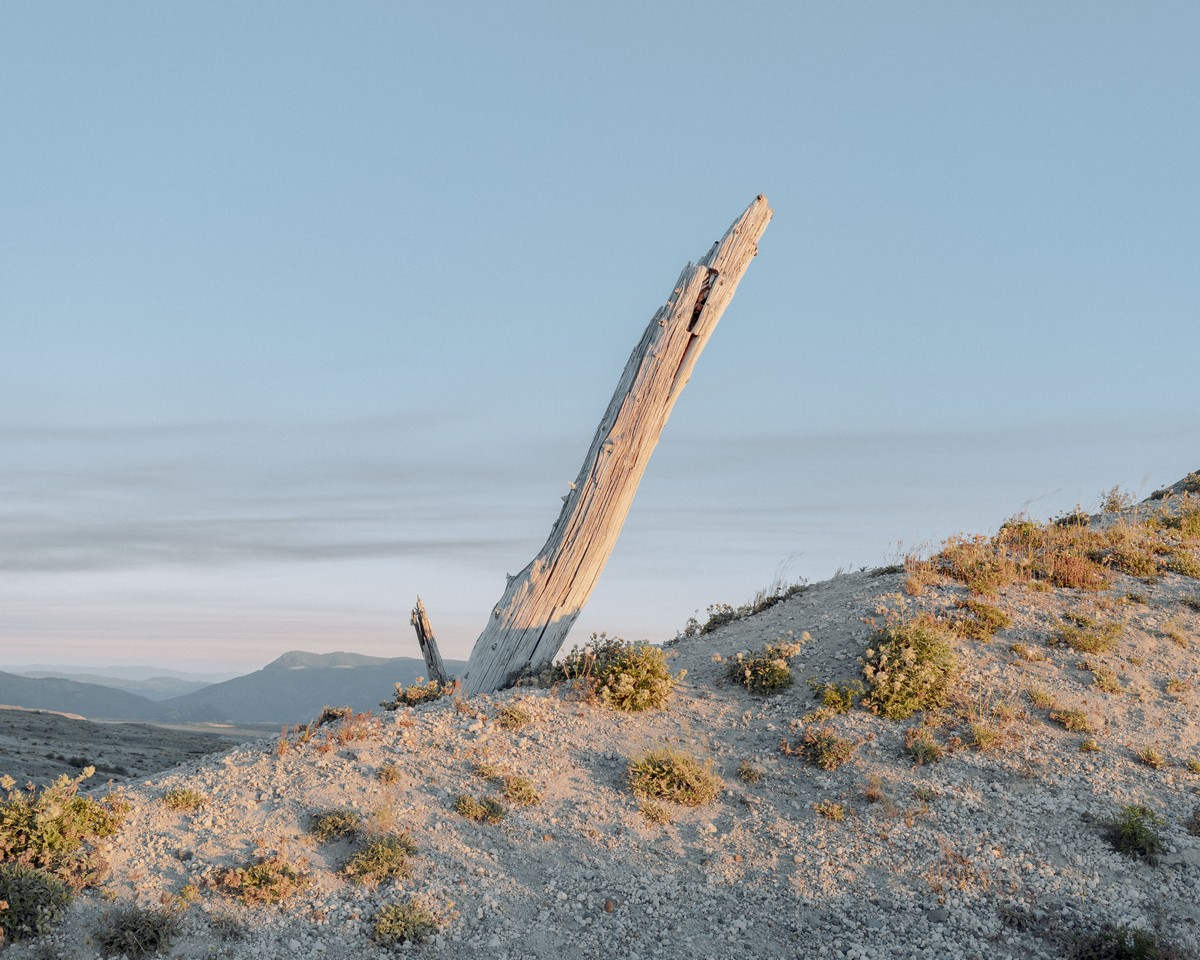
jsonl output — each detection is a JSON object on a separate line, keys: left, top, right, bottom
{"left": 1046, "top": 552, "right": 1111, "bottom": 590}
{"left": 903, "top": 556, "right": 939, "bottom": 596}
{"left": 936, "top": 535, "right": 1022, "bottom": 594}
{"left": 217, "top": 854, "right": 309, "bottom": 905}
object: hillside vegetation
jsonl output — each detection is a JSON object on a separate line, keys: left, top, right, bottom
{"left": 2, "top": 475, "right": 1198, "bottom": 959}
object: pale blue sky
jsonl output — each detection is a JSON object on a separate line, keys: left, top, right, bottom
{"left": 2, "top": 3, "right": 1197, "bottom": 671}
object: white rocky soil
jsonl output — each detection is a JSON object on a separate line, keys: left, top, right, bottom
{"left": 6, "top": 495, "right": 1200, "bottom": 960}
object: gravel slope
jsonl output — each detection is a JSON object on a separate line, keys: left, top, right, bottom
{"left": 5, "top": 501, "right": 1199, "bottom": 960}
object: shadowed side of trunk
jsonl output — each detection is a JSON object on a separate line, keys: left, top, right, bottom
{"left": 463, "top": 196, "right": 773, "bottom": 695}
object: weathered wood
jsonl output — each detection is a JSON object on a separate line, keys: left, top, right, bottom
{"left": 464, "top": 195, "right": 773, "bottom": 695}
{"left": 410, "top": 596, "right": 449, "bottom": 685}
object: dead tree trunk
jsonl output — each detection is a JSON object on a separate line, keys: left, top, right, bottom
{"left": 464, "top": 195, "right": 772, "bottom": 695}
{"left": 410, "top": 597, "right": 449, "bottom": 685}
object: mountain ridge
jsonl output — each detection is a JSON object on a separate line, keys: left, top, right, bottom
{"left": 0, "top": 652, "right": 466, "bottom": 726}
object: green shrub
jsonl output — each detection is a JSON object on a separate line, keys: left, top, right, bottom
{"left": 381, "top": 678, "right": 452, "bottom": 710}
{"left": 472, "top": 763, "right": 540, "bottom": 807}
{"left": 1086, "top": 661, "right": 1123, "bottom": 695}
{"left": 373, "top": 899, "right": 439, "bottom": 945}
{"left": 807, "top": 678, "right": 864, "bottom": 714}
{"left": 161, "top": 788, "right": 206, "bottom": 813}
{"left": 637, "top": 800, "right": 673, "bottom": 824}
{"left": 813, "top": 800, "right": 847, "bottom": 821}
{"left": 1167, "top": 550, "right": 1200, "bottom": 578}
{"left": 93, "top": 905, "right": 178, "bottom": 959}
{"left": 1027, "top": 686, "right": 1056, "bottom": 710}
{"left": 1068, "top": 924, "right": 1191, "bottom": 960}
{"left": 549, "top": 634, "right": 679, "bottom": 711}
{"left": 956, "top": 600, "right": 1012, "bottom": 640}
{"left": 454, "top": 794, "right": 506, "bottom": 824}
{"left": 1136, "top": 745, "right": 1166, "bottom": 769}
{"left": 1100, "top": 543, "right": 1160, "bottom": 578}
{"left": 861, "top": 615, "right": 959, "bottom": 720}
{"left": 342, "top": 835, "right": 417, "bottom": 885}
{"left": 727, "top": 637, "right": 804, "bottom": 694}
{"left": 0, "top": 863, "right": 73, "bottom": 941}
{"left": 499, "top": 775, "right": 540, "bottom": 807}
{"left": 314, "top": 705, "right": 352, "bottom": 726}
{"left": 627, "top": 749, "right": 722, "bottom": 806}
{"left": 678, "top": 581, "right": 808, "bottom": 637}
{"left": 218, "top": 854, "right": 310, "bottom": 904}
{"left": 308, "top": 808, "right": 362, "bottom": 842}
{"left": 903, "top": 727, "right": 944, "bottom": 765}
{"left": 783, "top": 726, "right": 858, "bottom": 770}
{"left": 1105, "top": 805, "right": 1165, "bottom": 862}
{"left": 969, "top": 723, "right": 1004, "bottom": 751}
{"left": 1050, "top": 708, "right": 1094, "bottom": 733}
{"left": 0, "top": 769, "right": 124, "bottom": 888}
{"left": 1054, "top": 620, "right": 1123, "bottom": 654}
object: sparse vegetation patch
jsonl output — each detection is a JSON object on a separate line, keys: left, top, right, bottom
{"left": 382, "top": 678, "right": 453, "bottom": 710}
{"left": 373, "top": 899, "right": 440, "bottom": 945}
{"left": 627, "top": 749, "right": 722, "bottom": 806}
{"left": 0, "top": 863, "right": 73, "bottom": 941}
{"left": 93, "top": 905, "right": 178, "bottom": 959}
{"left": 218, "top": 854, "right": 310, "bottom": 905}
{"left": 678, "top": 579, "right": 808, "bottom": 636}
{"left": 342, "top": 835, "right": 417, "bottom": 886}
{"left": 547, "top": 634, "right": 679, "bottom": 711}
{"left": 861, "top": 614, "right": 959, "bottom": 720}
{"left": 309, "top": 808, "right": 362, "bottom": 842}
{"left": 727, "top": 635, "right": 806, "bottom": 694}
{"left": 1054, "top": 619, "right": 1123, "bottom": 655}
{"left": 1067, "top": 924, "right": 1191, "bottom": 960}
{"left": 161, "top": 788, "right": 206, "bottom": 813}
{"left": 1050, "top": 708, "right": 1094, "bottom": 733}
{"left": 783, "top": 726, "right": 858, "bottom": 770}
{"left": 1104, "top": 805, "right": 1165, "bottom": 862}
{"left": 454, "top": 794, "right": 506, "bottom": 824}
{"left": 0, "top": 769, "right": 125, "bottom": 888}
{"left": 903, "top": 727, "right": 944, "bottom": 765}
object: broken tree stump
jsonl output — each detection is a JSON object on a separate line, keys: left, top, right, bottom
{"left": 463, "top": 195, "right": 773, "bottom": 695}
{"left": 410, "top": 596, "right": 449, "bottom": 686}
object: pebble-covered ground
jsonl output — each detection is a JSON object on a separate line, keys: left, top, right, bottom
{"left": 5, "top": 490, "right": 1200, "bottom": 960}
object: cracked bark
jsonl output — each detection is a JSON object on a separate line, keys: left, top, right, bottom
{"left": 410, "top": 597, "right": 449, "bottom": 686}
{"left": 463, "top": 195, "right": 773, "bottom": 695}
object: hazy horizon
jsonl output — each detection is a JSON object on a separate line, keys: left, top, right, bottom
{"left": 3, "top": 4, "right": 1198, "bottom": 673}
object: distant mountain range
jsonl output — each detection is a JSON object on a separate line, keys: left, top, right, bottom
{"left": 9, "top": 671, "right": 218, "bottom": 701}
{"left": 0, "top": 651, "right": 466, "bottom": 726}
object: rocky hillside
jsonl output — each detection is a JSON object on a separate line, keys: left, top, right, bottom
{"left": 3, "top": 477, "right": 1198, "bottom": 959}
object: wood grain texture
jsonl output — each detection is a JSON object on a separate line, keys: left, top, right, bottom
{"left": 410, "top": 597, "right": 449, "bottom": 685}
{"left": 464, "top": 195, "right": 773, "bottom": 694}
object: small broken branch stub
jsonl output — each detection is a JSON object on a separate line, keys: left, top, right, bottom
{"left": 410, "top": 596, "right": 449, "bottom": 686}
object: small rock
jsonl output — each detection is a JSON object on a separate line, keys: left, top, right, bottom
{"left": 926, "top": 907, "right": 950, "bottom": 924}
